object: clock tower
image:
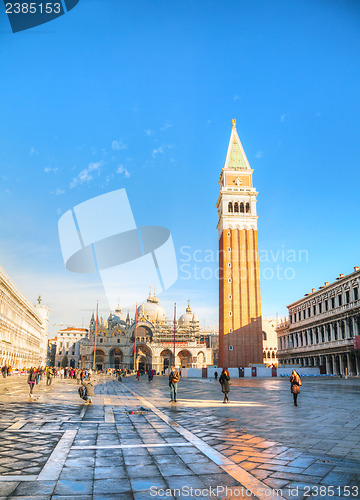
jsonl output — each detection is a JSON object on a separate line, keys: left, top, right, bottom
{"left": 217, "top": 120, "right": 263, "bottom": 367}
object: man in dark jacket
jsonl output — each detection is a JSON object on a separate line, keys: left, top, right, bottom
{"left": 169, "top": 366, "right": 180, "bottom": 403}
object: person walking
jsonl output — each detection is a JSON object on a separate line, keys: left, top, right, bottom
{"left": 46, "top": 366, "right": 53, "bottom": 386}
{"left": 76, "top": 369, "right": 81, "bottom": 385}
{"left": 169, "top": 365, "right": 180, "bottom": 402}
{"left": 136, "top": 370, "right": 140, "bottom": 381}
{"left": 219, "top": 368, "right": 231, "bottom": 403}
{"left": 2, "top": 365, "right": 8, "bottom": 378}
{"left": 28, "top": 368, "right": 37, "bottom": 398}
{"left": 214, "top": 370, "right": 218, "bottom": 381}
{"left": 290, "top": 370, "right": 302, "bottom": 406}
{"left": 82, "top": 376, "right": 96, "bottom": 404}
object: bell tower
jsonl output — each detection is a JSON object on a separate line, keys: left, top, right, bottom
{"left": 217, "top": 120, "right": 263, "bottom": 367}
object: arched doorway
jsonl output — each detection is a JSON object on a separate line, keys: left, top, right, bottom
{"left": 136, "top": 346, "right": 152, "bottom": 372}
{"left": 160, "top": 349, "right": 173, "bottom": 373}
{"left": 109, "top": 349, "right": 123, "bottom": 369}
{"left": 95, "top": 349, "right": 106, "bottom": 371}
{"left": 177, "top": 350, "right": 192, "bottom": 368}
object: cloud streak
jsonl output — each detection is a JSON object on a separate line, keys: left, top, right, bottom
{"left": 70, "top": 161, "right": 104, "bottom": 189}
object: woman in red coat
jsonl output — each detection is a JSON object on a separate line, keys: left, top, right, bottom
{"left": 290, "top": 370, "right": 302, "bottom": 406}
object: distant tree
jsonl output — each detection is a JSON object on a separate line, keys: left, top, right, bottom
{"left": 61, "top": 355, "right": 68, "bottom": 368}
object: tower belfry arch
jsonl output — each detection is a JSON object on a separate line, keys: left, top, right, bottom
{"left": 216, "top": 120, "right": 263, "bottom": 367}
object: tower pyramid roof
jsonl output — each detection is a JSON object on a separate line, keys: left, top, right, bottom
{"left": 223, "top": 119, "right": 251, "bottom": 170}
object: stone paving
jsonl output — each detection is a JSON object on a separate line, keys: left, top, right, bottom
{"left": 0, "top": 374, "right": 359, "bottom": 499}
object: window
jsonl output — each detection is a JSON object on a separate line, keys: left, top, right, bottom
{"left": 228, "top": 262, "right": 231, "bottom": 267}
{"left": 240, "top": 202, "right": 245, "bottom": 213}
{"left": 229, "top": 345, "right": 233, "bottom": 351}
{"left": 227, "top": 232, "right": 230, "bottom": 237}
{"left": 346, "top": 291, "right": 350, "bottom": 303}
{"left": 331, "top": 297, "right": 335, "bottom": 308}
{"left": 229, "top": 295, "right": 232, "bottom": 300}
{"left": 229, "top": 311, "right": 232, "bottom": 316}
{"left": 262, "top": 331, "right": 267, "bottom": 341}
{"left": 229, "top": 328, "right": 232, "bottom": 333}
{"left": 228, "top": 247, "right": 231, "bottom": 252}
{"left": 324, "top": 300, "right": 328, "bottom": 311}
{"left": 234, "top": 202, "right": 239, "bottom": 212}
{"left": 354, "top": 288, "right": 359, "bottom": 301}
{"left": 338, "top": 295, "right": 342, "bottom": 306}
{"left": 313, "top": 305, "right": 316, "bottom": 315}
{"left": 100, "top": 338, "right": 103, "bottom": 343}
{"left": 246, "top": 202, "right": 250, "bottom": 213}
{"left": 319, "top": 303, "right": 322, "bottom": 313}
{"left": 228, "top": 202, "right": 233, "bottom": 212}
{"left": 307, "top": 307, "right": 310, "bottom": 317}
{"left": 228, "top": 278, "right": 232, "bottom": 283}
{"left": 117, "top": 339, "right": 120, "bottom": 343}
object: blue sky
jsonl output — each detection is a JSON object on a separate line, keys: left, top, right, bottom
{"left": 0, "top": 0, "right": 360, "bottom": 334}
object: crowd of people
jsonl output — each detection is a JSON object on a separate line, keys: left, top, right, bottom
{"left": 2, "top": 362, "right": 303, "bottom": 406}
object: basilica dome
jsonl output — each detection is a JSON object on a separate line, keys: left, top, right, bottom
{"left": 178, "top": 303, "right": 199, "bottom": 326}
{"left": 137, "top": 294, "right": 167, "bottom": 323}
{"left": 109, "top": 305, "right": 126, "bottom": 325}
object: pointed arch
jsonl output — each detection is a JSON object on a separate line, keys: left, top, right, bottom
{"left": 228, "top": 202, "right": 233, "bottom": 213}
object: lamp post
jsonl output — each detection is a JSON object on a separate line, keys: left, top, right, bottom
{"left": 92, "top": 300, "right": 99, "bottom": 371}
{"left": 173, "top": 302, "right": 176, "bottom": 367}
{"left": 133, "top": 303, "right": 138, "bottom": 372}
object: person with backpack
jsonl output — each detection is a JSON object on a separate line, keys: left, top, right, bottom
{"left": 169, "top": 365, "right": 180, "bottom": 402}
{"left": 81, "top": 377, "right": 95, "bottom": 404}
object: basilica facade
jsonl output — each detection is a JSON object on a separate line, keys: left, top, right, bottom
{"left": 79, "top": 293, "right": 213, "bottom": 372}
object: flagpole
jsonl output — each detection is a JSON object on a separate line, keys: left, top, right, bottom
{"left": 173, "top": 302, "right": 176, "bottom": 367}
{"left": 133, "top": 303, "right": 138, "bottom": 372}
{"left": 93, "top": 300, "right": 99, "bottom": 371}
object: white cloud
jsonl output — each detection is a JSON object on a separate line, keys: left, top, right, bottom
{"left": 144, "top": 129, "right": 155, "bottom": 137}
{"left": 30, "top": 146, "right": 38, "bottom": 156}
{"left": 255, "top": 151, "right": 263, "bottom": 159}
{"left": 112, "top": 139, "right": 128, "bottom": 151}
{"left": 50, "top": 188, "right": 65, "bottom": 195}
{"left": 116, "top": 165, "right": 130, "bottom": 178}
{"left": 70, "top": 161, "right": 104, "bottom": 189}
{"left": 280, "top": 114, "right": 286, "bottom": 122}
{"left": 160, "top": 121, "right": 173, "bottom": 131}
{"left": 44, "top": 167, "right": 58, "bottom": 173}
{"left": 234, "top": 94, "right": 240, "bottom": 101}
{"left": 56, "top": 208, "right": 62, "bottom": 215}
{"left": 152, "top": 146, "right": 165, "bottom": 158}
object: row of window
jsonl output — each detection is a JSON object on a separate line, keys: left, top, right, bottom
{"left": 291, "top": 287, "right": 359, "bottom": 323}
{"left": 281, "top": 317, "right": 359, "bottom": 349}
{"left": 228, "top": 202, "right": 251, "bottom": 213}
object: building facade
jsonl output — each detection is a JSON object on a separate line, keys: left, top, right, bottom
{"left": 0, "top": 265, "right": 49, "bottom": 368}
{"left": 262, "top": 317, "right": 283, "bottom": 366}
{"left": 54, "top": 327, "right": 88, "bottom": 368}
{"left": 80, "top": 294, "right": 213, "bottom": 372}
{"left": 277, "top": 267, "right": 360, "bottom": 376}
{"left": 217, "top": 120, "right": 263, "bottom": 367}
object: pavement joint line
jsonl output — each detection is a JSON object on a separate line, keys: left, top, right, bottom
{"left": 0, "top": 475, "right": 38, "bottom": 482}
{"left": 6, "top": 419, "right": 26, "bottom": 430}
{"left": 123, "top": 384, "right": 278, "bottom": 500}
{"left": 79, "top": 404, "right": 87, "bottom": 419}
{"left": 72, "top": 442, "right": 194, "bottom": 450}
{"left": 6, "top": 429, "right": 64, "bottom": 433}
{"left": 36, "top": 429, "right": 77, "bottom": 481}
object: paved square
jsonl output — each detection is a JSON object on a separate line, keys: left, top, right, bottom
{"left": 0, "top": 374, "right": 359, "bottom": 499}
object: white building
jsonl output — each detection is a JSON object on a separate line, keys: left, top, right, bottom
{"left": 277, "top": 266, "right": 360, "bottom": 376}
{"left": 262, "top": 317, "right": 284, "bottom": 366}
{"left": 55, "top": 327, "right": 88, "bottom": 368}
{"left": 0, "top": 265, "right": 49, "bottom": 368}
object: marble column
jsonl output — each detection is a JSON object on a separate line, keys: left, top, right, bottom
{"left": 325, "top": 355, "right": 331, "bottom": 375}
{"left": 339, "top": 354, "right": 344, "bottom": 376}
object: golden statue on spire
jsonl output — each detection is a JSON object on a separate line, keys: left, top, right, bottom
{"left": 232, "top": 118, "right": 236, "bottom": 127}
